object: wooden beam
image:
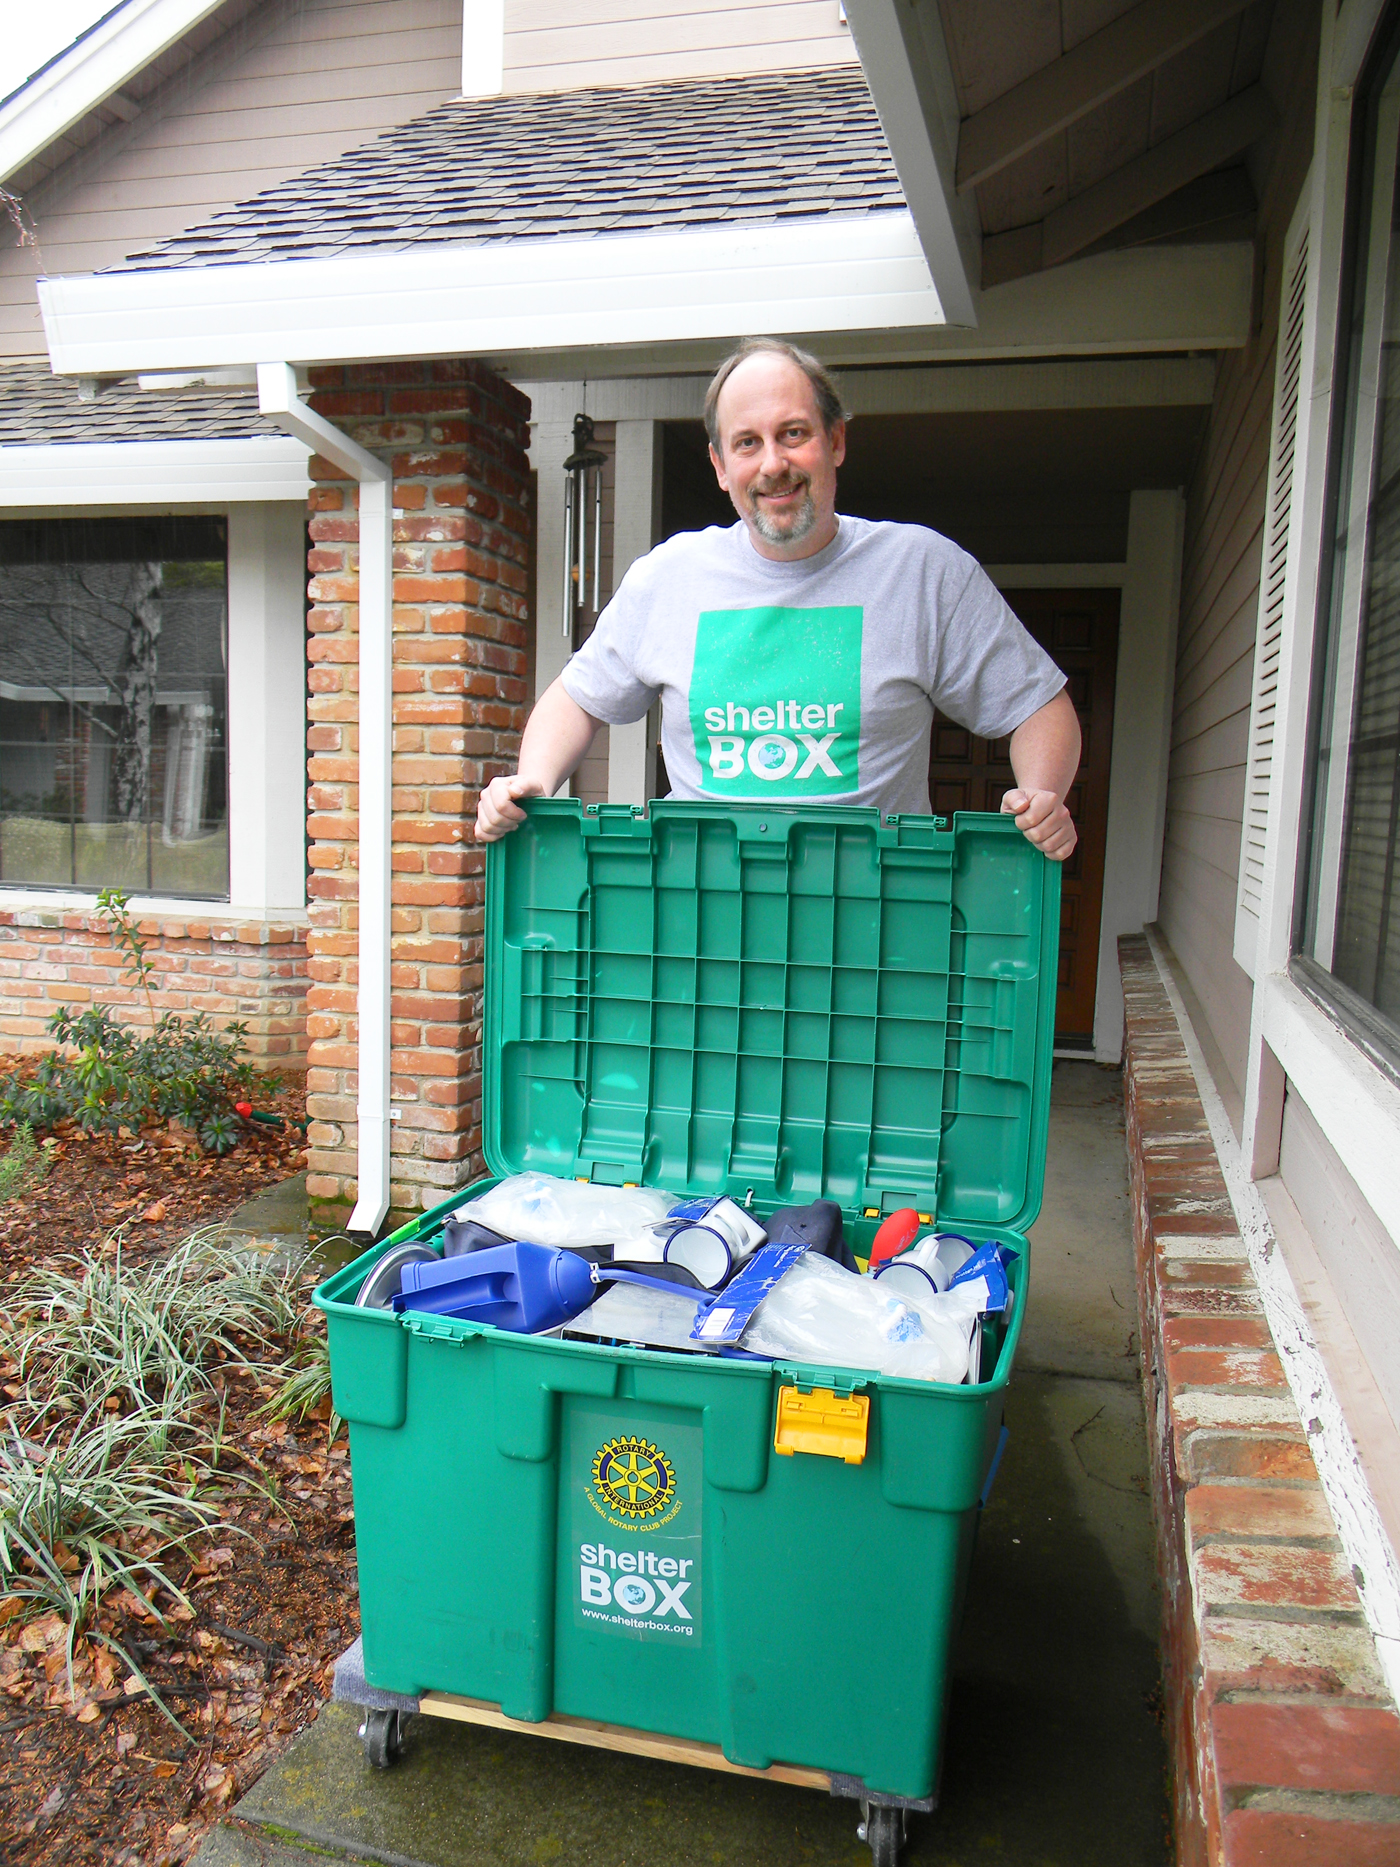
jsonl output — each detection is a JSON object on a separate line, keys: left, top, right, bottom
{"left": 956, "top": 0, "right": 1257, "bottom": 193}
{"left": 984, "top": 168, "right": 1257, "bottom": 289}
{"left": 1041, "top": 86, "right": 1275, "bottom": 270}
{"left": 418, "top": 1692, "right": 831, "bottom": 1789}
{"left": 1086, "top": 166, "right": 1257, "bottom": 252}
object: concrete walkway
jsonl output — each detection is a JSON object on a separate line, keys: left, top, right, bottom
{"left": 196, "top": 1062, "right": 1168, "bottom": 1867}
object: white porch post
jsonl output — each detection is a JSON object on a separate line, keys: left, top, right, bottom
{"left": 1092, "top": 488, "right": 1185, "bottom": 1063}
{"left": 530, "top": 396, "right": 582, "bottom": 705}
{"left": 607, "top": 419, "right": 663, "bottom": 805}
{"left": 226, "top": 503, "right": 308, "bottom": 916}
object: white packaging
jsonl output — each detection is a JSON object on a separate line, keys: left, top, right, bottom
{"left": 742, "top": 1251, "right": 972, "bottom": 1384}
{"left": 457, "top": 1173, "right": 677, "bottom": 1250}
{"left": 874, "top": 1232, "right": 976, "bottom": 1299}
{"left": 568, "top": 1280, "right": 704, "bottom": 1352}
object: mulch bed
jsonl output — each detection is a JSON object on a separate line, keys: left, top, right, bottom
{"left": 0, "top": 1073, "right": 366, "bottom": 1867}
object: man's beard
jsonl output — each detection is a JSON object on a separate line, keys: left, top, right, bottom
{"left": 746, "top": 475, "right": 818, "bottom": 545}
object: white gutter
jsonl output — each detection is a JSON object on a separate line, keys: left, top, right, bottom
{"left": 0, "top": 435, "right": 309, "bottom": 505}
{"left": 256, "top": 361, "right": 392, "bottom": 1239}
{"left": 38, "top": 213, "right": 946, "bottom": 377}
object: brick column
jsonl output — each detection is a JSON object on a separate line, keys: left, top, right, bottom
{"left": 302, "top": 362, "right": 531, "bottom": 1227}
{"left": 1119, "top": 934, "right": 1400, "bottom": 1867}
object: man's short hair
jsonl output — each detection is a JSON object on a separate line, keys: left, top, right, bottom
{"left": 703, "top": 338, "right": 847, "bottom": 450}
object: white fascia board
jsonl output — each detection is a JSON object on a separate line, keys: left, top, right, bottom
{"left": 843, "top": 0, "right": 978, "bottom": 327}
{"left": 38, "top": 213, "right": 946, "bottom": 377}
{"left": 0, "top": 0, "right": 228, "bottom": 184}
{"left": 0, "top": 435, "right": 310, "bottom": 505}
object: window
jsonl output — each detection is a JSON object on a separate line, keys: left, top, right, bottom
{"left": 1298, "top": 10, "right": 1400, "bottom": 1059}
{"left": 0, "top": 517, "right": 229, "bottom": 899}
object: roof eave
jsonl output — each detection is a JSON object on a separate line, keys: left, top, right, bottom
{"left": 843, "top": 0, "right": 980, "bottom": 327}
{"left": 0, "top": 0, "right": 228, "bottom": 185}
{"left": 38, "top": 213, "right": 949, "bottom": 377}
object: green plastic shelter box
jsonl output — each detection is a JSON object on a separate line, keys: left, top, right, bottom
{"left": 315, "top": 799, "right": 1059, "bottom": 1803}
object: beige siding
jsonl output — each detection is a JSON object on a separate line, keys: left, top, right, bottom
{"left": 504, "top": 0, "right": 857, "bottom": 93}
{"left": 1157, "top": 0, "right": 1318, "bottom": 1115}
{"left": 0, "top": 0, "right": 462, "bottom": 358}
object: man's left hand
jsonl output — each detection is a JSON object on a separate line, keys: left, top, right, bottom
{"left": 1001, "top": 789, "right": 1077, "bottom": 861}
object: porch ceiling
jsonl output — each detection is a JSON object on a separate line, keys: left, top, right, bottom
{"left": 853, "top": 0, "right": 1287, "bottom": 290}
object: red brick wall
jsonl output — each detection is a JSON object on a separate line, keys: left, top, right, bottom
{"left": 0, "top": 908, "right": 308, "bottom": 1066}
{"left": 303, "top": 360, "right": 531, "bottom": 1225}
{"left": 1119, "top": 935, "right": 1400, "bottom": 1867}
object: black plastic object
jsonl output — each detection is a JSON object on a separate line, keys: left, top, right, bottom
{"left": 440, "top": 1217, "right": 513, "bottom": 1258}
{"left": 603, "top": 1259, "right": 706, "bottom": 1292}
{"left": 766, "top": 1199, "right": 856, "bottom": 1271}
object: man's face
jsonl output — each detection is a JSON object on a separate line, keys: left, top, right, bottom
{"left": 709, "top": 355, "right": 845, "bottom": 560}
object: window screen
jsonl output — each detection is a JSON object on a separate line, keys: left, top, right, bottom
{"left": 0, "top": 517, "right": 229, "bottom": 899}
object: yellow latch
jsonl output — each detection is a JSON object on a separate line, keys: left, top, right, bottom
{"left": 773, "top": 1386, "right": 869, "bottom": 1465}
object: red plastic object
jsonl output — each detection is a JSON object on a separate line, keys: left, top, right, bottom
{"left": 869, "top": 1208, "right": 921, "bottom": 1268}
{"left": 234, "top": 1101, "right": 253, "bottom": 1119}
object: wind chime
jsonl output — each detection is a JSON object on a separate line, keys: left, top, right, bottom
{"left": 562, "top": 412, "right": 606, "bottom": 638}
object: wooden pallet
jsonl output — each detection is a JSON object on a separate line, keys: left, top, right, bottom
{"left": 417, "top": 1691, "right": 829, "bottom": 1790}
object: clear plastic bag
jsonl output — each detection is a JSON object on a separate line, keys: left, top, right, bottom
{"left": 742, "top": 1250, "right": 972, "bottom": 1384}
{"left": 457, "top": 1173, "right": 677, "bottom": 1250}
{"left": 568, "top": 1280, "right": 704, "bottom": 1351}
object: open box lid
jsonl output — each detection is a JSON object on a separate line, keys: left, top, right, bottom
{"left": 483, "top": 801, "right": 1060, "bottom": 1236}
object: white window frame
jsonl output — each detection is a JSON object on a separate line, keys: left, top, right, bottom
{"left": 1239, "top": 0, "right": 1400, "bottom": 1248}
{"left": 0, "top": 472, "right": 310, "bottom": 925}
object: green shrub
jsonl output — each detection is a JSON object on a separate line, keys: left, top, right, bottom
{"left": 0, "top": 1121, "right": 51, "bottom": 1203}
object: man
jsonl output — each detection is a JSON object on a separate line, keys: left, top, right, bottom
{"left": 476, "top": 338, "right": 1079, "bottom": 853}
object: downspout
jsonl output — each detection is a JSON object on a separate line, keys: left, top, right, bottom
{"left": 257, "top": 363, "right": 393, "bottom": 1239}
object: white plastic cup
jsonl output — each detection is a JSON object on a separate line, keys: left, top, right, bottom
{"left": 872, "top": 1256, "right": 941, "bottom": 1300}
{"left": 663, "top": 1223, "right": 733, "bottom": 1289}
{"left": 872, "top": 1231, "right": 976, "bottom": 1296}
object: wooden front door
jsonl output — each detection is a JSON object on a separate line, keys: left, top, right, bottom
{"left": 927, "top": 588, "right": 1119, "bottom": 1043}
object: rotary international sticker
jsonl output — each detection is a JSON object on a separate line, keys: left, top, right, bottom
{"left": 591, "top": 1436, "right": 677, "bottom": 1524}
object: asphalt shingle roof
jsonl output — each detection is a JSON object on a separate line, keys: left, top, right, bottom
{"left": 0, "top": 362, "right": 277, "bottom": 445}
{"left": 110, "top": 65, "right": 905, "bottom": 272}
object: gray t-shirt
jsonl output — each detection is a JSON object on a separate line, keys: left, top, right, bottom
{"left": 560, "top": 516, "right": 1066, "bottom": 816}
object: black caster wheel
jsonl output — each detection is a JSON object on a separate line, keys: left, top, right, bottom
{"left": 858, "top": 1802, "right": 906, "bottom": 1867}
{"left": 361, "top": 1708, "right": 409, "bottom": 1769}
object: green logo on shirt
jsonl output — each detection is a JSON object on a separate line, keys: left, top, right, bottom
{"left": 689, "top": 605, "right": 862, "bottom": 798}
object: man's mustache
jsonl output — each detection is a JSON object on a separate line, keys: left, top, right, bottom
{"left": 749, "top": 472, "right": 811, "bottom": 498}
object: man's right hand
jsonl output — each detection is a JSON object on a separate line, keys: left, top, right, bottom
{"left": 475, "top": 775, "right": 545, "bottom": 842}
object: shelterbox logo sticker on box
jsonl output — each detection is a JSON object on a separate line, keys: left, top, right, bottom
{"left": 689, "top": 604, "right": 862, "bottom": 799}
{"left": 568, "top": 1410, "right": 702, "bottom": 1646}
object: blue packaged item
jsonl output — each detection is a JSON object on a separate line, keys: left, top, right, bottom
{"left": 393, "top": 1240, "right": 598, "bottom": 1332}
{"left": 689, "top": 1240, "right": 809, "bottom": 1347}
{"left": 948, "top": 1241, "right": 1018, "bottom": 1316}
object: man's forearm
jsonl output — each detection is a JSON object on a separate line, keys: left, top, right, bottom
{"left": 518, "top": 679, "right": 604, "bottom": 794}
{"left": 1008, "top": 689, "right": 1080, "bottom": 801}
